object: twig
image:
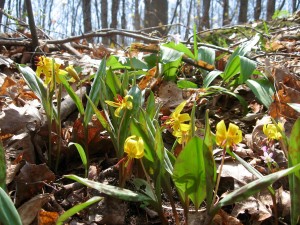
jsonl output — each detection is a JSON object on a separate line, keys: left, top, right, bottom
{"left": 24, "top": 0, "right": 39, "bottom": 50}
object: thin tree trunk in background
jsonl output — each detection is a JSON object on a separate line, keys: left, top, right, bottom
{"left": 121, "top": 0, "right": 126, "bottom": 44}
{"left": 202, "top": 0, "right": 211, "bottom": 29}
{"left": 101, "top": 0, "right": 108, "bottom": 45}
{"left": 110, "top": 0, "right": 119, "bottom": 28}
{"left": 267, "top": 0, "right": 276, "bottom": 20}
{"left": 0, "top": 0, "right": 6, "bottom": 30}
{"left": 238, "top": 0, "right": 248, "bottom": 23}
{"left": 4, "top": 0, "right": 11, "bottom": 32}
{"left": 167, "top": 0, "right": 181, "bottom": 33}
{"left": 47, "top": 0, "right": 53, "bottom": 34}
{"left": 82, "top": 0, "right": 92, "bottom": 41}
{"left": 178, "top": 0, "right": 182, "bottom": 33}
{"left": 223, "top": 0, "right": 229, "bottom": 25}
{"left": 254, "top": 0, "right": 262, "bottom": 20}
{"left": 25, "top": 0, "right": 39, "bottom": 51}
{"left": 196, "top": 0, "right": 202, "bottom": 30}
{"left": 133, "top": 0, "right": 141, "bottom": 30}
{"left": 184, "top": 0, "right": 193, "bottom": 39}
{"left": 144, "top": 0, "right": 168, "bottom": 36}
{"left": 278, "top": 0, "right": 286, "bottom": 10}
{"left": 95, "top": 0, "right": 101, "bottom": 43}
{"left": 41, "top": 0, "right": 47, "bottom": 29}
{"left": 292, "top": 0, "right": 297, "bottom": 12}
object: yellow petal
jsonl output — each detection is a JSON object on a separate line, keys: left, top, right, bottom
{"left": 216, "top": 120, "right": 227, "bottom": 147}
{"left": 227, "top": 123, "right": 242, "bottom": 145}
{"left": 124, "top": 135, "right": 144, "bottom": 159}
{"left": 174, "top": 101, "right": 186, "bottom": 115}
{"left": 178, "top": 113, "right": 191, "bottom": 123}
{"left": 105, "top": 100, "right": 121, "bottom": 108}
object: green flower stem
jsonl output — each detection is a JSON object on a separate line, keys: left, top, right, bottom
{"left": 55, "top": 84, "right": 62, "bottom": 172}
{"left": 212, "top": 147, "right": 226, "bottom": 206}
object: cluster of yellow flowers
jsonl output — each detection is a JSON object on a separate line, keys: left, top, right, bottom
{"left": 165, "top": 101, "right": 192, "bottom": 145}
{"left": 263, "top": 122, "right": 284, "bottom": 140}
{"left": 216, "top": 120, "right": 242, "bottom": 149}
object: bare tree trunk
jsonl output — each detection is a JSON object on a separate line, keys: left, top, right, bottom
{"left": 292, "top": 0, "right": 300, "bottom": 12}
{"left": 278, "top": 0, "right": 286, "bottom": 10}
{"left": 82, "top": 0, "right": 92, "bottom": 41}
{"left": 254, "top": 0, "right": 262, "bottom": 20}
{"left": 4, "top": 0, "right": 11, "bottom": 32}
{"left": 267, "top": 0, "right": 276, "bottom": 20}
{"left": 184, "top": 0, "right": 193, "bottom": 39}
{"left": 178, "top": 0, "right": 182, "bottom": 33}
{"left": 0, "top": 0, "right": 6, "bottom": 30}
{"left": 196, "top": 0, "right": 202, "bottom": 30}
{"left": 133, "top": 0, "right": 141, "bottom": 30}
{"left": 201, "top": 0, "right": 211, "bottom": 29}
{"left": 110, "top": 0, "right": 119, "bottom": 28}
{"left": 25, "top": 0, "right": 39, "bottom": 51}
{"left": 144, "top": 0, "right": 168, "bottom": 36}
{"left": 121, "top": 0, "right": 126, "bottom": 44}
{"left": 238, "top": 0, "right": 248, "bottom": 23}
{"left": 223, "top": 0, "right": 229, "bottom": 25}
{"left": 101, "top": 0, "right": 108, "bottom": 45}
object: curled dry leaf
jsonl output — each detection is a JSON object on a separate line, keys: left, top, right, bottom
{"left": 18, "top": 193, "right": 53, "bottom": 225}
{"left": 15, "top": 163, "right": 55, "bottom": 205}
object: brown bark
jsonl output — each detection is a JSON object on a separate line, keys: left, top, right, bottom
{"left": 82, "top": 0, "right": 92, "bottom": 42}
{"left": 133, "top": 0, "right": 141, "bottom": 30}
{"left": 254, "top": 0, "right": 262, "bottom": 20}
{"left": 0, "top": 0, "right": 6, "bottom": 29}
{"left": 110, "top": 0, "right": 120, "bottom": 29}
{"left": 223, "top": 0, "right": 229, "bottom": 26}
{"left": 267, "top": 0, "right": 276, "bottom": 20}
{"left": 202, "top": 0, "right": 211, "bottom": 29}
{"left": 24, "top": 0, "right": 39, "bottom": 50}
{"left": 144, "top": 0, "right": 168, "bottom": 36}
{"left": 238, "top": 0, "right": 248, "bottom": 23}
{"left": 184, "top": 0, "right": 193, "bottom": 39}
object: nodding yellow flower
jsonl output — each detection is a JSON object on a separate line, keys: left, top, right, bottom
{"left": 65, "top": 65, "right": 80, "bottom": 82}
{"left": 216, "top": 120, "right": 242, "bottom": 148}
{"left": 35, "top": 56, "right": 66, "bottom": 87}
{"left": 263, "top": 122, "right": 284, "bottom": 140}
{"left": 165, "top": 101, "right": 191, "bottom": 132}
{"left": 105, "top": 94, "right": 133, "bottom": 117}
{"left": 172, "top": 123, "right": 192, "bottom": 145}
{"left": 124, "top": 135, "right": 144, "bottom": 159}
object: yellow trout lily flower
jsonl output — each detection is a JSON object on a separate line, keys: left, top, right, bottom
{"left": 173, "top": 123, "right": 192, "bottom": 145}
{"left": 216, "top": 120, "right": 242, "bottom": 148}
{"left": 105, "top": 95, "right": 133, "bottom": 117}
{"left": 165, "top": 101, "right": 191, "bottom": 132}
{"left": 35, "top": 56, "right": 66, "bottom": 87}
{"left": 124, "top": 135, "right": 144, "bottom": 159}
{"left": 263, "top": 122, "right": 284, "bottom": 140}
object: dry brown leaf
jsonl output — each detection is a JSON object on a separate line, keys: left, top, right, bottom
{"left": 231, "top": 196, "right": 272, "bottom": 223}
{"left": 18, "top": 193, "right": 52, "bottom": 225}
{"left": 38, "top": 209, "right": 59, "bottom": 225}
{"left": 213, "top": 209, "right": 243, "bottom": 225}
{"left": 15, "top": 163, "right": 55, "bottom": 205}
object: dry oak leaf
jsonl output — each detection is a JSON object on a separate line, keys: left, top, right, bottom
{"left": 15, "top": 163, "right": 55, "bottom": 205}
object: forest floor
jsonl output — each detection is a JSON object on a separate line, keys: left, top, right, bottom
{"left": 1, "top": 13, "right": 300, "bottom": 225}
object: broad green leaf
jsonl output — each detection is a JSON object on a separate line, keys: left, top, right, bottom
{"left": 211, "top": 162, "right": 300, "bottom": 216}
{"left": 0, "top": 141, "right": 5, "bottom": 190}
{"left": 17, "top": 64, "right": 53, "bottom": 117}
{"left": 238, "top": 56, "right": 257, "bottom": 84}
{"left": 107, "top": 55, "right": 130, "bottom": 70}
{"left": 84, "top": 59, "right": 106, "bottom": 128}
{"left": 65, "top": 175, "right": 150, "bottom": 202}
{"left": 198, "top": 47, "right": 215, "bottom": 75}
{"left": 177, "top": 80, "right": 198, "bottom": 89}
{"left": 163, "top": 57, "right": 181, "bottom": 80}
{"left": 172, "top": 137, "right": 206, "bottom": 210}
{"left": 145, "top": 92, "right": 156, "bottom": 120}
{"left": 193, "top": 24, "right": 198, "bottom": 60}
{"left": 106, "top": 68, "right": 121, "bottom": 97}
{"left": 288, "top": 103, "right": 300, "bottom": 113}
{"left": 203, "top": 110, "right": 216, "bottom": 210}
{"left": 288, "top": 118, "right": 300, "bottom": 225}
{"left": 226, "top": 34, "right": 260, "bottom": 64}
{"left": 0, "top": 187, "right": 22, "bottom": 225}
{"left": 59, "top": 75, "right": 84, "bottom": 116}
{"left": 163, "top": 42, "right": 194, "bottom": 59}
{"left": 160, "top": 46, "right": 183, "bottom": 63}
{"left": 245, "top": 79, "right": 274, "bottom": 108}
{"left": 56, "top": 196, "right": 103, "bottom": 225}
{"left": 68, "top": 143, "right": 87, "bottom": 177}
{"left": 132, "top": 178, "right": 157, "bottom": 203}
{"left": 203, "top": 71, "right": 223, "bottom": 88}
{"left": 222, "top": 55, "right": 240, "bottom": 82}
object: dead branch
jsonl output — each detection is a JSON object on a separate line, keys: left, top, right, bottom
{"left": 45, "top": 29, "right": 162, "bottom": 45}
